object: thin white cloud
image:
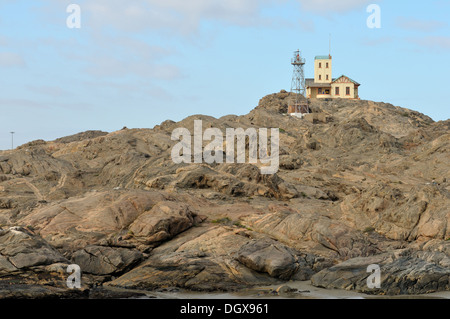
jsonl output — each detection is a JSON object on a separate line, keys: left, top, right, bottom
{"left": 298, "top": 18, "right": 315, "bottom": 32}
{"left": 84, "top": 53, "right": 182, "bottom": 80}
{"left": 361, "top": 36, "right": 394, "bottom": 47}
{"left": 0, "top": 98, "right": 49, "bottom": 109}
{"left": 79, "top": 34, "right": 182, "bottom": 80}
{"left": 409, "top": 36, "right": 450, "bottom": 52}
{"left": 0, "top": 36, "right": 8, "bottom": 46}
{"left": 0, "top": 52, "right": 26, "bottom": 68}
{"left": 80, "top": 79, "right": 175, "bottom": 101}
{"left": 37, "top": 0, "right": 280, "bottom": 84}
{"left": 296, "top": 0, "right": 374, "bottom": 14}
{"left": 27, "top": 85, "right": 68, "bottom": 97}
{"left": 81, "top": 0, "right": 276, "bottom": 35}
{"left": 396, "top": 17, "right": 446, "bottom": 32}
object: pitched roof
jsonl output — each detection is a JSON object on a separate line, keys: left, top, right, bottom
{"left": 306, "top": 78, "right": 333, "bottom": 88}
{"left": 332, "top": 75, "right": 361, "bottom": 86}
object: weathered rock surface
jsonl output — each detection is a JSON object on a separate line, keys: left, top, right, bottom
{"left": 72, "top": 246, "right": 143, "bottom": 276}
{"left": 0, "top": 227, "right": 68, "bottom": 273}
{"left": 311, "top": 244, "right": 450, "bottom": 295}
{"left": 105, "top": 226, "right": 281, "bottom": 291}
{"left": 0, "top": 92, "right": 448, "bottom": 298}
{"left": 236, "top": 239, "right": 315, "bottom": 280}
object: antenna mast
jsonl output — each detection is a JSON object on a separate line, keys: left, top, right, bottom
{"left": 329, "top": 34, "right": 331, "bottom": 57}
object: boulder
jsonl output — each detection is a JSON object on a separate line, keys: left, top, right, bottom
{"left": 0, "top": 227, "right": 68, "bottom": 272}
{"left": 71, "top": 246, "right": 143, "bottom": 276}
{"left": 237, "top": 240, "right": 299, "bottom": 280}
{"left": 128, "top": 201, "right": 201, "bottom": 245}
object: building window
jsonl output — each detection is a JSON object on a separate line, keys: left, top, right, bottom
{"left": 326, "top": 63, "right": 329, "bottom": 68}
{"left": 319, "top": 62, "right": 322, "bottom": 68}
{"left": 326, "top": 75, "right": 329, "bottom": 81}
{"left": 346, "top": 87, "right": 350, "bottom": 95}
{"left": 319, "top": 75, "right": 322, "bottom": 80}
{"left": 335, "top": 87, "right": 339, "bottom": 95}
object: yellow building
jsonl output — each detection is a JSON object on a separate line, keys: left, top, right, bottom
{"left": 306, "top": 55, "right": 360, "bottom": 99}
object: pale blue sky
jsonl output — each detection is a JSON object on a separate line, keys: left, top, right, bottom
{"left": 0, "top": 0, "right": 449, "bottom": 150}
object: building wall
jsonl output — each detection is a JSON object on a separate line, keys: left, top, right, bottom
{"left": 314, "top": 58, "right": 332, "bottom": 84}
{"left": 308, "top": 84, "right": 359, "bottom": 99}
{"left": 317, "top": 87, "right": 332, "bottom": 99}
{"left": 331, "top": 82, "right": 358, "bottom": 99}
{"left": 308, "top": 58, "right": 360, "bottom": 100}
{"left": 307, "top": 87, "right": 318, "bottom": 98}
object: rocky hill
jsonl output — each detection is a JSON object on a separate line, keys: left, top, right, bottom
{"left": 0, "top": 91, "right": 449, "bottom": 298}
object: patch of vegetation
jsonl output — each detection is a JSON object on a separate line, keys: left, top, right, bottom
{"left": 363, "top": 227, "right": 376, "bottom": 233}
{"left": 211, "top": 217, "right": 232, "bottom": 224}
{"left": 234, "top": 221, "right": 252, "bottom": 231}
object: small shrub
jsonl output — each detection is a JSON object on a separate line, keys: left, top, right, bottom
{"left": 211, "top": 217, "right": 231, "bottom": 224}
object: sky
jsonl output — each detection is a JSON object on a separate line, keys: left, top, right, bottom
{"left": 0, "top": 0, "right": 449, "bottom": 150}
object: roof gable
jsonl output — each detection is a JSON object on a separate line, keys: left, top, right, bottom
{"left": 332, "top": 75, "right": 360, "bottom": 86}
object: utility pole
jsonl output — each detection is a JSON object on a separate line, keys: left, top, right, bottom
{"left": 10, "top": 132, "right": 15, "bottom": 150}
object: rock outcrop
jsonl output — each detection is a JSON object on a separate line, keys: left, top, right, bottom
{"left": 0, "top": 92, "right": 448, "bottom": 298}
{"left": 311, "top": 243, "right": 450, "bottom": 295}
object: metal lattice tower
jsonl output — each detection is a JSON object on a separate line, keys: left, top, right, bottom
{"left": 289, "top": 50, "right": 309, "bottom": 114}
